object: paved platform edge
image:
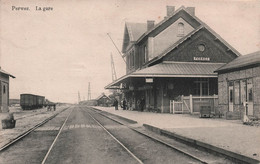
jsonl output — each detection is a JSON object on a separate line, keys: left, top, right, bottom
{"left": 90, "top": 107, "right": 137, "bottom": 124}
{"left": 143, "top": 124, "right": 260, "bottom": 164}
{"left": 0, "top": 106, "right": 70, "bottom": 151}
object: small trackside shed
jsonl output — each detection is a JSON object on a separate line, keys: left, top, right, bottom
{"left": 96, "top": 93, "right": 111, "bottom": 107}
{"left": 215, "top": 51, "right": 260, "bottom": 119}
{"left": 0, "top": 69, "right": 15, "bottom": 113}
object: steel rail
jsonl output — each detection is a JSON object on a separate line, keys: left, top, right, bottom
{"left": 88, "top": 107, "right": 208, "bottom": 164}
{"left": 85, "top": 109, "right": 144, "bottom": 164}
{"left": 0, "top": 106, "right": 71, "bottom": 152}
{"left": 41, "top": 107, "right": 74, "bottom": 164}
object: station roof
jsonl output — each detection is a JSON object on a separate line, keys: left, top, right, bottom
{"left": 133, "top": 62, "right": 224, "bottom": 77}
{"left": 126, "top": 22, "right": 147, "bottom": 42}
{"left": 105, "top": 62, "right": 224, "bottom": 89}
{"left": 215, "top": 51, "right": 260, "bottom": 73}
{"left": 0, "top": 69, "right": 15, "bottom": 78}
{"left": 122, "top": 6, "right": 240, "bottom": 67}
{"left": 122, "top": 22, "right": 147, "bottom": 53}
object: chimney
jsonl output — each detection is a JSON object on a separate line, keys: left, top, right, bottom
{"left": 166, "top": 6, "right": 175, "bottom": 17}
{"left": 186, "top": 7, "right": 195, "bottom": 16}
{"left": 147, "top": 20, "right": 155, "bottom": 31}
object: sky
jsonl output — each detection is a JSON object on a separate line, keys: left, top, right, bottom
{"left": 0, "top": 0, "right": 259, "bottom": 103}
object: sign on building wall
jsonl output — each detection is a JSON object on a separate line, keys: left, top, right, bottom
{"left": 145, "top": 78, "right": 153, "bottom": 83}
{"left": 193, "top": 57, "right": 210, "bottom": 61}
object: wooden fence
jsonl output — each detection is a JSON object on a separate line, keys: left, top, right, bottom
{"left": 170, "top": 95, "right": 218, "bottom": 114}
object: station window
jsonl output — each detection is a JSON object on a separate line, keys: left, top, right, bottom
{"left": 130, "top": 50, "right": 135, "bottom": 68}
{"left": 228, "top": 78, "right": 253, "bottom": 104}
{"left": 247, "top": 79, "right": 253, "bottom": 102}
{"left": 202, "top": 82, "right": 208, "bottom": 95}
{"left": 177, "top": 23, "right": 184, "bottom": 37}
{"left": 193, "top": 82, "right": 200, "bottom": 96}
{"left": 240, "top": 80, "right": 246, "bottom": 103}
{"left": 143, "top": 45, "right": 148, "bottom": 63}
{"left": 3, "top": 85, "right": 6, "bottom": 94}
{"left": 234, "top": 81, "right": 240, "bottom": 104}
{"left": 193, "top": 79, "right": 209, "bottom": 96}
{"left": 127, "top": 55, "right": 130, "bottom": 69}
{"left": 127, "top": 50, "right": 135, "bottom": 70}
{"left": 228, "top": 82, "right": 233, "bottom": 103}
{"left": 129, "top": 52, "right": 132, "bottom": 68}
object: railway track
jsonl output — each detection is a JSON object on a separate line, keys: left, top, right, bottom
{"left": 86, "top": 109, "right": 144, "bottom": 164}
{"left": 0, "top": 105, "right": 238, "bottom": 163}
{"left": 87, "top": 107, "right": 243, "bottom": 164}
{"left": 41, "top": 106, "right": 143, "bottom": 164}
{"left": 0, "top": 106, "right": 72, "bottom": 152}
{"left": 89, "top": 109, "right": 206, "bottom": 162}
{"left": 41, "top": 107, "right": 74, "bottom": 164}
{"left": 41, "top": 106, "right": 206, "bottom": 163}
{"left": 84, "top": 107, "right": 209, "bottom": 164}
{"left": 39, "top": 106, "right": 143, "bottom": 164}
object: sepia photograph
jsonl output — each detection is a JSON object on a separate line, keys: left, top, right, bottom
{"left": 0, "top": 0, "right": 259, "bottom": 163}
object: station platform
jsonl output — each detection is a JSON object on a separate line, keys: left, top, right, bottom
{"left": 92, "top": 106, "right": 260, "bottom": 163}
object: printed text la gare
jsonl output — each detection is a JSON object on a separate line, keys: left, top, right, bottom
{"left": 36, "top": 6, "right": 53, "bottom": 12}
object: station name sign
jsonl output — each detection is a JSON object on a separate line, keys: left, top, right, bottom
{"left": 193, "top": 57, "right": 210, "bottom": 61}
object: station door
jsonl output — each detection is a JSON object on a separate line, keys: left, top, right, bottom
{"left": 1, "top": 82, "right": 8, "bottom": 112}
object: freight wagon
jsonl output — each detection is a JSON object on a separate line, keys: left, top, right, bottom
{"left": 20, "top": 94, "right": 45, "bottom": 110}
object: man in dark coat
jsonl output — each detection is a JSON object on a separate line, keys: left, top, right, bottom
{"left": 113, "top": 99, "right": 118, "bottom": 110}
{"left": 122, "top": 99, "right": 127, "bottom": 110}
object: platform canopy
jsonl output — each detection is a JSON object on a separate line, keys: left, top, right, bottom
{"left": 105, "top": 61, "right": 224, "bottom": 89}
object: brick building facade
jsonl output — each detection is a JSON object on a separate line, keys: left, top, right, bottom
{"left": 216, "top": 51, "right": 260, "bottom": 118}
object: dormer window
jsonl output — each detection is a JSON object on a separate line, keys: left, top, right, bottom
{"left": 177, "top": 23, "right": 184, "bottom": 37}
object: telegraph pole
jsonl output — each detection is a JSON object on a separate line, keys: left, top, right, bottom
{"left": 111, "top": 53, "right": 117, "bottom": 81}
{"left": 87, "top": 82, "right": 91, "bottom": 100}
{"left": 78, "top": 91, "right": 81, "bottom": 104}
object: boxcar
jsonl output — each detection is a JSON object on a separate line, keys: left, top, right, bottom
{"left": 20, "top": 94, "right": 45, "bottom": 110}
{"left": 36, "top": 95, "right": 45, "bottom": 108}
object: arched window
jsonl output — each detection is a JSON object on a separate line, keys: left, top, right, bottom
{"left": 178, "top": 23, "right": 184, "bottom": 36}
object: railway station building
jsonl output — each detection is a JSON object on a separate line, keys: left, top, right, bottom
{"left": 105, "top": 6, "right": 240, "bottom": 113}
{"left": 215, "top": 51, "right": 260, "bottom": 119}
{"left": 0, "top": 69, "right": 15, "bottom": 113}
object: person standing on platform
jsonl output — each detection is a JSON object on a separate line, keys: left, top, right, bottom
{"left": 113, "top": 99, "right": 118, "bottom": 110}
{"left": 137, "top": 99, "right": 141, "bottom": 111}
{"left": 122, "top": 98, "right": 127, "bottom": 110}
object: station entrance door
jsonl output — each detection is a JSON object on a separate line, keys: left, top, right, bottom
{"left": 1, "top": 82, "right": 8, "bottom": 112}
